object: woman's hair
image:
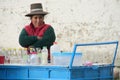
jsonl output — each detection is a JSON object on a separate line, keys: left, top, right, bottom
{"left": 30, "top": 14, "right": 45, "bottom": 19}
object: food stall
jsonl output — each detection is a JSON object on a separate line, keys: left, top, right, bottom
{"left": 0, "top": 41, "right": 118, "bottom": 80}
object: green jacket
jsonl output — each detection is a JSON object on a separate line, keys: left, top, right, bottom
{"left": 19, "top": 26, "right": 56, "bottom": 48}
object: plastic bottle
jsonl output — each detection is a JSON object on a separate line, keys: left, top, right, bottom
{"left": 0, "top": 48, "right": 5, "bottom": 64}
{"left": 36, "top": 48, "right": 42, "bottom": 64}
{"left": 5, "top": 48, "right": 10, "bottom": 64}
{"left": 50, "top": 42, "right": 61, "bottom": 63}
{"left": 0, "top": 48, "right": 5, "bottom": 56}
{"left": 22, "top": 48, "right": 29, "bottom": 64}
{"left": 41, "top": 46, "right": 48, "bottom": 65}
{"left": 29, "top": 48, "right": 39, "bottom": 65}
{"left": 6, "top": 48, "right": 11, "bottom": 64}
{"left": 12, "top": 48, "right": 17, "bottom": 64}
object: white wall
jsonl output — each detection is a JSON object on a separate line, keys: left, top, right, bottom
{"left": 0, "top": 0, "right": 120, "bottom": 66}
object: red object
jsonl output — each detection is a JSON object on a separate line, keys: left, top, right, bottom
{"left": 48, "top": 48, "right": 50, "bottom": 60}
{"left": 84, "top": 61, "right": 93, "bottom": 66}
{"left": 53, "top": 42, "right": 57, "bottom": 44}
{"left": 0, "top": 56, "right": 5, "bottom": 64}
{"left": 31, "top": 52, "right": 37, "bottom": 54}
{"left": 25, "top": 23, "right": 50, "bottom": 37}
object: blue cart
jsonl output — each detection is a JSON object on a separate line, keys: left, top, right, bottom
{"left": 0, "top": 41, "right": 118, "bottom": 80}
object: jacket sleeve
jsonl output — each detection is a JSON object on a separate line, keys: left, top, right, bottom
{"left": 31, "top": 26, "right": 56, "bottom": 48}
{"left": 19, "top": 29, "right": 38, "bottom": 47}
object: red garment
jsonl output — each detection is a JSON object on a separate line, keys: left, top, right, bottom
{"left": 25, "top": 23, "right": 50, "bottom": 36}
{"left": 24, "top": 23, "right": 51, "bottom": 60}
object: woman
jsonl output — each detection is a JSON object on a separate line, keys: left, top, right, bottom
{"left": 19, "top": 3, "right": 56, "bottom": 62}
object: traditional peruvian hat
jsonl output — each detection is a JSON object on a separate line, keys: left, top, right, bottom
{"left": 25, "top": 3, "right": 48, "bottom": 17}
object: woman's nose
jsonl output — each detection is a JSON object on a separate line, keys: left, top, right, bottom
{"left": 36, "top": 18, "right": 40, "bottom": 22}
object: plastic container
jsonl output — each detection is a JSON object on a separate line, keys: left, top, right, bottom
{"left": 28, "top": 48, "right": 40, "bottom": 65}
{"left": 52, "top": 52, "right": 82, "bottom": 66}
{"left": 0, "top": 48, "right": 5, "bottom": 64}
{"left": 50, "top": 42, "right": 61, "bottom": 54}
{"left": 29, "top": 53, "right": 39, "bottom": 65}
{"left": 50, "top": 42, "right": 61, "bottom": 63}
{"left": 41, "top": 47, "right": 48, "bottom": 65}
{"left": 0, "top": 56, "right": 5, "bottom": 64}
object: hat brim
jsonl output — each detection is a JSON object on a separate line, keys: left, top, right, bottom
{"left": 25, "top": 11, "right": 49, "bottom": 17}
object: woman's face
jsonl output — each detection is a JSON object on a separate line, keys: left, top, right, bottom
{"left": 31, "top": 15, "right": 44, "bottom": 27}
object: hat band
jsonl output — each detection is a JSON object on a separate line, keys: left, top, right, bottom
{"left": 31, "top": 8, "right": 43, "bottom": 12}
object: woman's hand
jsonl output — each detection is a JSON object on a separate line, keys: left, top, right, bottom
{"left": 29, "top": 46, "right": 34, "bottom": 48}
{"left": 37, "top": 36, "right": 42, "bottom": 40}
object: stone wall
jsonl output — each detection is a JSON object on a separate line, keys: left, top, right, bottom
{"left": 0, "top": 0, "right": 120, "bottom": 66}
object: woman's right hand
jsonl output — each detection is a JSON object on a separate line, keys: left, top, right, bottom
{"left": 37, "top": 36, "right": 42, "bottom": 40}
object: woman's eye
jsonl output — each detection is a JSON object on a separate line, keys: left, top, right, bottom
{"left": 34, "top": 17, "right": 38, "bottom": 19}
{"left": 39, "top": 16, "right": 43, "bottom": 19}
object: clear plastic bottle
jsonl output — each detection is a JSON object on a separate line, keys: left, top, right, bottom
{"left": 29, "top": 48, "right": 39, "bottom": 65}
{"left": 6, "top": 48, "right": 11, "bottom": 64}
{"left": 0, "top": 48, "right": 4, "bottom": 56}
{"left": 4, "top": 48, "right": 10, "bottom": 64}
{"left": 10, "top": 48, "right": 17, "bottom": 64}
{"left": 22, "top": 48, "right": 29, "bottom": 64}
{"left": 50, "top": 42, "right": 61, "bottom": 63}
{"left": 41, "top": 46, "right": 48, "bottom": 65}
{"left": 36, "top": 48, "right": 42, "bottom": 64}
